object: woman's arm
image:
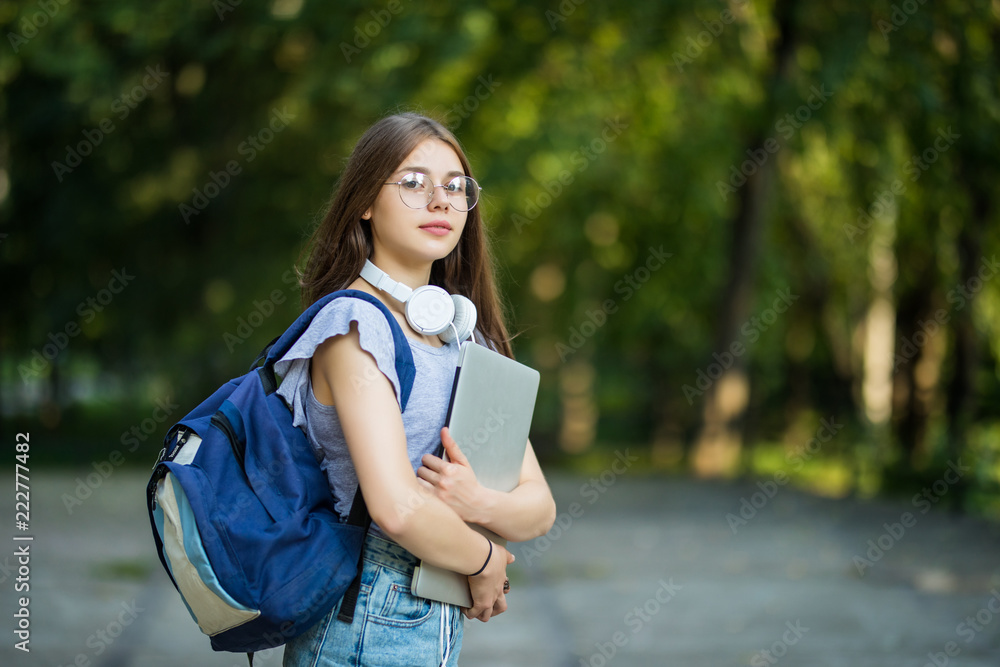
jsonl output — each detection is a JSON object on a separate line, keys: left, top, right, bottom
{"left": 417, "top": 428, "right": 557, "bottom": 543}
{"left": 311, "top": 322, "right": 511, "bottom": 621}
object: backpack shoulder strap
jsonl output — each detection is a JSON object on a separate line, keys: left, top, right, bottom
{"left": 262, "top": 289, "right": 416, "bottom": 411}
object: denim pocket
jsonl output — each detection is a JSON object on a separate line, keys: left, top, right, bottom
{"left": 368, "top": 567, "right": 434, "bottom": 628}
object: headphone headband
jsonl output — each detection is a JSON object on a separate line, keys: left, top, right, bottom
{"left": 359, "top": 261, "right": 412, "bottom": 302}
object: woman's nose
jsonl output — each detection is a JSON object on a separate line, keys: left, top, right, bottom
{"left": 428, "top": 185, "right": 451, "bottom": 209}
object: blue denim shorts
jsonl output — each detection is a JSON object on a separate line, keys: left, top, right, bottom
{"left": 282, "top": 532, "right": 464, "bottom": 667}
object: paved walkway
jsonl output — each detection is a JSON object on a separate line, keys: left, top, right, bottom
{"left": 2, "top": 469, "right": 1000, "bottom": 666}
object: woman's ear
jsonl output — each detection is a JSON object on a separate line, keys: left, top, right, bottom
{"left": 361, "top": 209, "right": 372, "bottom": 220}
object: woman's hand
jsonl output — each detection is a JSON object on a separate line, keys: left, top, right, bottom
{"left": 466, "top": 540, "right": 514, "bottom": 622}
{"left": 417, "top": 427, "right": 490, "bottom": 524}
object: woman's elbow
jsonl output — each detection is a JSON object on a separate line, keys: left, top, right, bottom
{"left": 366, "top": 495, "right": 417, "bottom": 540}
{"left": 523, "top": 495, "right": 557, "bottom": 541}
{"left": 540, "top": 496, "right": 558, "bottom": 535}
{"left": 371, "top": 511, "right": 404, "bottom": 540}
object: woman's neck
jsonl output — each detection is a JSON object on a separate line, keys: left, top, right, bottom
{"left": 369, "top": 252, "right": 432, "bottom": 289}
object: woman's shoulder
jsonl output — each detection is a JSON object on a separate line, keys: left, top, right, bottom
{"left": 312, "top": 291, "right": 395, "bottom": 328}
{"left": 304, "top": 294, "right": 399, "bottom": 353}
{"left": 275, "top": 293, "right": 406, "bottom": 410}
{"left": 276, "top": 294, "right": 398, "bottom": 370}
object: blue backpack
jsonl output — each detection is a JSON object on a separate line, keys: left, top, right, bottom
{"left": 146, "top": 290, "right": 415, "bottom": 657}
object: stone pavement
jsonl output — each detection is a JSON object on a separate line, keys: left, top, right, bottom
{"left": 2, "top": 469, "right": 999, "bottom": 666}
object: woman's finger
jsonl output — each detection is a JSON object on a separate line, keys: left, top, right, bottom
{"left": 415, "top": 466, "right": 440, "bottom": 485}
{"left": 420, "top": 453, "right": 445, "bottom": 471}
{"left": 440, "top": 427, "right": 470, "bottom": 465}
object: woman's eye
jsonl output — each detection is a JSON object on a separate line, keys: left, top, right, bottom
{"left": 444, "top": 179, "right": 463, "bottom": 193}
{"left": 401, "top": 177, "right": 422, "bottom": 190}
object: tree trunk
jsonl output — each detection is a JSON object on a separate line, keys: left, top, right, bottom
{"left": 945, "top": 222, "right": 981, "bottom": 512}
{"left": 691, "top": 0, "right": 799, "bottom": 477}
{"left": 891, "top": 268, "right": 938, "bottom": 472}
{"left": 941, "top": 19, "right": 994, "bottom": 512}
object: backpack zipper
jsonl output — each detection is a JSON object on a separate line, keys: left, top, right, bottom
{"left": 211, "top": 412, "right": 246, "bottom": 471}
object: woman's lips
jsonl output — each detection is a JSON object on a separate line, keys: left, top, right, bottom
{"left": 419, "top": 222, "right": 451, "bottom": 236}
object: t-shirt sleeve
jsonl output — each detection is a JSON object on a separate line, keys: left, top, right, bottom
{"left": 275, "top": 297, "right": 402, "bottom": 428}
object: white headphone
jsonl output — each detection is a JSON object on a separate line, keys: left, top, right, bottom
{"left": 360, "top": 260, "right": 477, "bottom": 344}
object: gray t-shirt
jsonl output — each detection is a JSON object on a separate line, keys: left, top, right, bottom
{"left": 275, "top": 296, "right": 462, "bottom": 534}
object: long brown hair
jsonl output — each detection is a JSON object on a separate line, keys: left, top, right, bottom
{"left": 298, "top": 112, "right": 512, "bottom": 357}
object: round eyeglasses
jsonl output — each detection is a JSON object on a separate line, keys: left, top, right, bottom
{"left": 383, "top": 172, "right": 482, "bottom": 212}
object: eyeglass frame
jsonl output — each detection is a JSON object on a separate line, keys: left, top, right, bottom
{"left": 382, "top": 172, "right": 483, "bottom": 212}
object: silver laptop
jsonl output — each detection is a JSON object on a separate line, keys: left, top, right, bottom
{"left": 410, "top": 341, "right": 540, "bottom": 607}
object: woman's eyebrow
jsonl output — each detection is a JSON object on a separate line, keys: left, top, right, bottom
{"left": 397, "top": 166, "right": 465, "bottom": 178}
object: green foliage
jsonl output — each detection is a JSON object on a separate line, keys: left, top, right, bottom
{"left": 2, "top": 0, "right": 998, "bottom": 515}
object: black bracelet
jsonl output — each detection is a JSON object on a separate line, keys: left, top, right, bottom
{"left": 469, "top": 536, "right": 492, "bottom": 577}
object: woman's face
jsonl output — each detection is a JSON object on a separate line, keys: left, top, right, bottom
{"left": 364, "top": 138, "right": 469, "bottom": 268}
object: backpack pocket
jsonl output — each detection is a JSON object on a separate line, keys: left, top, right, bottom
{"left": 154, "top": 454, "right": 261, "bottom": 636}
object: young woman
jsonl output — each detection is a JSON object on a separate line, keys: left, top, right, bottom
{"left": 275, "top": 113, "right": 557, "bottom": 666}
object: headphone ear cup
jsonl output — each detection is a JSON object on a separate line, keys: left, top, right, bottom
{"left": 405, "top": 285, "right": 456, "bottom": 336}
{"left": 441, "top": 295, "right": 477, "bottom": 343}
